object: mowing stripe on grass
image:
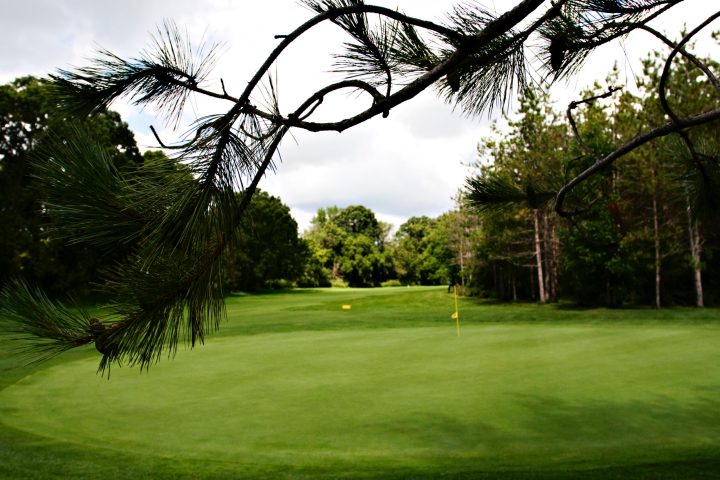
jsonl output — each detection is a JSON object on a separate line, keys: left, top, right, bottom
{"left": 1, "top": 323, "right": 719, "bottom": 474}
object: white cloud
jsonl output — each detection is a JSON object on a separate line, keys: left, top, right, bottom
{"left": 2, "top": 0, "right": 717, "bottom": 233}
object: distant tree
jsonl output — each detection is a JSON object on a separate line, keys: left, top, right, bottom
{"left": 335, "top": 205, "right": 384, "bottom": 245}
{"left": 305, "top": 204, "right": 393, "bottom": 286}
{"left": 0, "top": 76, "right": 141, "bottom": 294}
{"left": 339, "top": 234, "right": 393, "bottom": 286}
{"left": 394, "top": 216, "right": 457, "bottom": 286}
{"left": 633, "top": 47, "right": 720, "bottom": 306}
{"left": 467, "top": 86, "right": 567, "bottom": 301}
{"left": 467, "top": 50, "right": 720, "bottom": 306}
{"left": 305, "top": 206, "right": 348, "bottom": 279}
{"left": 3, "top": 1, "right": 720, "bottom": 370}
{"left": 297, "top": 238, "right": 332, "bottom": 287}
{"left": 223, "top": 191, "right": 309, "bottom": 291}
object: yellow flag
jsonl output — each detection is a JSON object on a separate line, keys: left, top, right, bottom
{"left": 452, "top": 285, "right": 460, "bottom": 336}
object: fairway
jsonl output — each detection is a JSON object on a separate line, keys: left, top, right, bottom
{"left": 1, "top": 287, "right": 719, "bottom": 479}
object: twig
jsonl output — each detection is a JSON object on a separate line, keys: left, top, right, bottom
{"left": 657, "top": 11, "right": 720, "bottom": 185}
{"left": 566, "top": 86, "right": 622, "bottom": 153}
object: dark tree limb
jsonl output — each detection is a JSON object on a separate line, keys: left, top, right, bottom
{"left": 566, "top": 86, "right": 623, "bottom": 154}
{"left": 555, "top": 107, "right": 720, "bottom": 217}
{"left": 656, "top": 12, "right": 720, "bottom": 186}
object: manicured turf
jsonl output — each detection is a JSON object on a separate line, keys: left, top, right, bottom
{"left": 1, "top": 287, "right": 719, "bottom": 479}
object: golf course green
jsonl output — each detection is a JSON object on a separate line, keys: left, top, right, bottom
{"left": 1, "top": 287, "right": 719, "bottom": 479}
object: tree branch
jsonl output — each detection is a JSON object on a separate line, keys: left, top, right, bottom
{"left": 657, "top": 12, "right": 720, "bottom": 186}
{"left": 566, "top": 86, "right": 623, "bottom": 153}
{"left": 555, "top": 107, "right": 720, "bottom": 217}
{"left": 638, "top": 23, "right": 720, "bottom": 95}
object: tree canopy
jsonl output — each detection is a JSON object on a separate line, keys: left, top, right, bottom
{"left": 223, "top": 190, "right": 309, "bottom": 292}
{"left": 1, "top": 0, "right": 719, "bottom": 372}
{"left": 0, "top": 76, "right": 141, "bottom": 294}
{"left": 304, "top": 205, "right": 393, "bottom": 287}
{"left": 465, "top": 48, "right": 720, "bottom": 306}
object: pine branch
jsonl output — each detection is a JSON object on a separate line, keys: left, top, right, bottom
{"left": 94, "top": 126, "right": 289, "bottom": 372}
{"left": 466, "top": 176, "right": 555, "bottom": 212}
{"left": 0, "top": 280, "right": 96, "bottom": 362}
{"left": 51, "top": 20, "right": 221, "bottom": 127}
{"left": 387, "top": 22, "right": 440, "bottom": 78}
{"left": 556, "top": 107, "right": 720, "bottom": 217}
{"left": 540, "top": 0, "right": 680, "bottom": 78}
{"left": 32, "top": 126, "right": 156, "bottom": 249}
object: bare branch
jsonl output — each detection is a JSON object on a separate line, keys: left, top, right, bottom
{"left": 657, "top": 11, "right": 720, "bottom": 185}
{"left": 638, "top": 24, "right": 720, "bottom": 95}
{"left": 566, "top": 86, "right": 623, "bottom": 153}
{"left": 658, "top": 11, "right": 720, "bottom": 122}
{"left": 555, "top": 107, "right": 720, "bottom": 217}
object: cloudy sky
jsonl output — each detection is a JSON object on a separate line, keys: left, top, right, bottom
{"left": 1, "top": 1, "right": 718, "bottom": 231}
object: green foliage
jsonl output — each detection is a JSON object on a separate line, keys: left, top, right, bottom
{"left": 559, "top": 208, "right": 627, "bottom": 306}
{"left": 223, "top": 191, "right": 309, "bottom": 292}
{"left": 0, "top": 280, "right": 94, "bottom": 361}
{"left": 335, "top": 205, "right": 383, "bottom": 243}
{"left": 51, "top": 20, "right": 220, "bottom": 126}
{"left": 0, "top": 76, "right": 142, "bottom": 294}
{"left": 304, "top": 205, "right": 394, "bottom": 287}
{"left": 393, "top": 216, "right": 457, "bottom": 286}
{"left": 339, "top": 233, "right": 393, "bottom": 287}
{"left": 467, "top": 49, "right": 720, "bottom": 306}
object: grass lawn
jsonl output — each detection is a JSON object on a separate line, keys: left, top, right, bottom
{"left": 1, "top": 286, "right": 719, "bottom": 479}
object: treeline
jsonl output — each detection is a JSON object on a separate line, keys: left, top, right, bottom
{"left": 2, "top": 54, "right": 719, "bottom": 307}
{"left": 298, "top": 205, "right": 465, "bottom": 288}
{"left": 0, "top": 76, "right": 463, "bottom": 296}
{"left": 228, "top": 202, "right": 469, "bottom": 290}
{"left": 465, "top": 51, "right": 720, "bottom": 307}
{"left": 0, "top": 76, "right": 142, "bottom": 296}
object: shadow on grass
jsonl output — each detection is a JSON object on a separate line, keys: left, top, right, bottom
{"left": 2, "top": 414, "right": 717, "bottom": 480}
{"left": 515, "top": 393, "right": 720, "bottom": 445}
{"left": 227, "top": 288, "right": 326, "bottom": 297}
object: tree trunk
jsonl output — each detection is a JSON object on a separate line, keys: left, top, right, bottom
{"left": 543, "top": 211, "right": 559, "bottom": 302}
{"left": 533, "top": 209, "right": 547, "bottom": 303}
{"left": 686, "top": 204, "right": 704, "bottom": 307}
{"left": 529, "top": 265, "right": 536, "bottom": 301}
{"left": 459, "top": 233, "right": 466, "bottom": 289}
{"left": 493, "top": 264, "right": 498, "bottom": 297}
{"left": 551, "top": 222, "right": 559, "bottom": 301}
{"left": 652, "top": 193, "right": 661, "bottom": 309}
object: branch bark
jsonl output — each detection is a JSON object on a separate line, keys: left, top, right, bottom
{"left": 555, "top": 107, "right": 720, "bottom": 217}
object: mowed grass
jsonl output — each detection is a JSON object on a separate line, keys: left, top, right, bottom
{"left": 1, "top": 287, "right": 720, "bottom": 479}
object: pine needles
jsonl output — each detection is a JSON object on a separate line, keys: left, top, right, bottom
{"left": 51, "top": 20, "right": 221, "bottom": 127}
{"left": 0, "top": 280, "right": 95, "bottom": 362}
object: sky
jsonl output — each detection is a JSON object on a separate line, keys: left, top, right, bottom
{"left": 1, "top": 0, "right": 718, "bottom": 232}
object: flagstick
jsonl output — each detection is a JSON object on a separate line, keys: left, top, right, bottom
{"left": 454, "top": 285, "right": 460, "bottom": 337}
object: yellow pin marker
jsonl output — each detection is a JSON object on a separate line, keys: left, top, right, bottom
{"left": 342, "top": 304, "right": 351, "bottom": 310}
{"left": 452, "top": 285, "right": 460, "bottom": 336}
